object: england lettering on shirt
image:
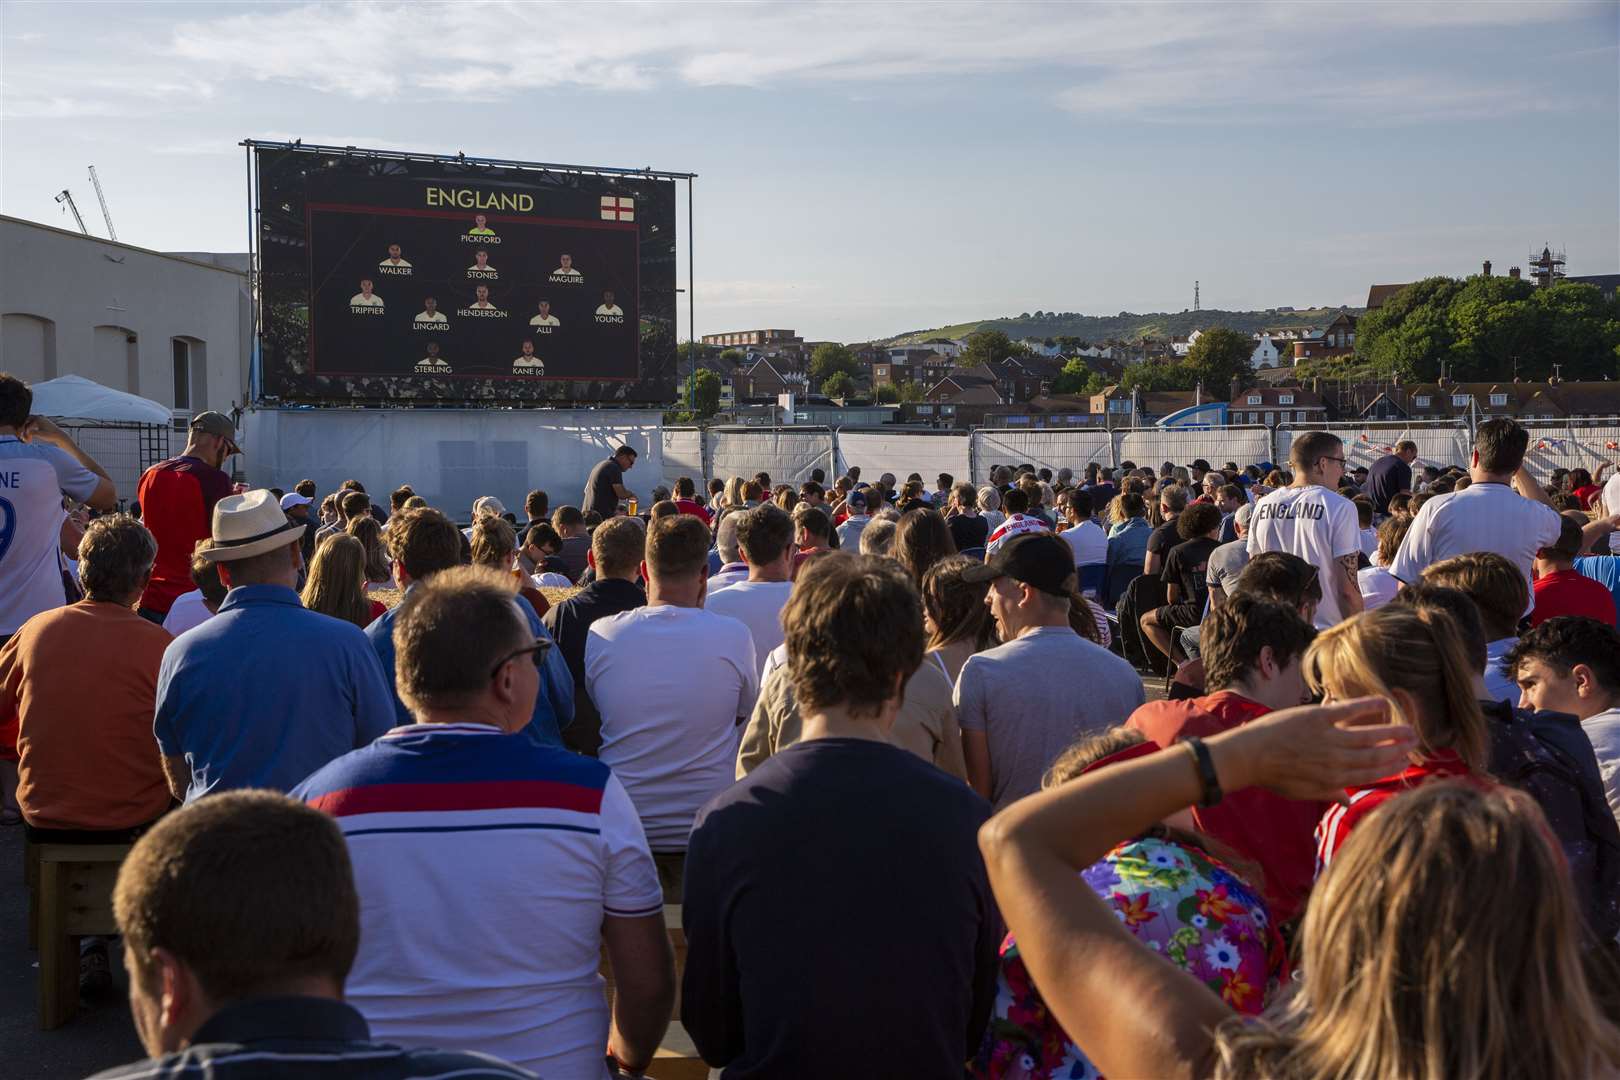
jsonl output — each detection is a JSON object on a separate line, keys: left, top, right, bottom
{"left": 1246, "top": 483, "right": 1361, "bottom": 629}
{"left": 0, "top": 437, "right": 100, "bottom": 634}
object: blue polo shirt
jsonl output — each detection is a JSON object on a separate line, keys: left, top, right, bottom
{"left": 364, "top": 587, "right": 574, "bottom": 748}
{"left": 154, "top": 585, "right": 396, "bottom": 801}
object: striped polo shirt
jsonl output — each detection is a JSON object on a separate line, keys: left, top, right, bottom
{"left": 294, "top": 723, "right": 662, "bottom": 1078}
{"left": 1315, "top": 750, "right": 1478, "bottom": 874}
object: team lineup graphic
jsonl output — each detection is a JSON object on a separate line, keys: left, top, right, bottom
{"left": 312, "top": 204, "right": 638, "bottom": 381}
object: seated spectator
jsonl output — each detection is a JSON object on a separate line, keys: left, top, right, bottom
{"left": 1421, "top": 551, "right": 1528, "bottom": 703}
{"left": 683, "top": 554, "right": 999, "bottom": 1078}
{"left": 944, "top": 481, "right": 990, "bottom": 552}
{"left": 790, "top": 502, "right": 834, "bottom": 579}
{"left": 859, "top": 514, "right": 899, "bottom": 557}
{"left": 1143, "top": 484, "right": 1188, "bottom": 575}
{"left": 958, "top": 534, "right": 1144, "bottom": 808}
{"left": 709, "top": 511, "right": 750, "bottom": 591}
{"left": 370, "top": 506, "right": 573, "bottom": 745}
{"left": 892, "top": 506, "right": 957, "bottom": 588}
{"left": 1357, "top": 512, "right": 1412, "bottom": 611}
{"left": 985, "top": 488, "right": 1050, "bottom": 555}
{"left": 587, "top": 514, "right": 759, "bottom": 891}
{"left": 833, "top": 488, "right": 872, "bottom": 549}
{"left": 977, "top": 485, "right": 1005, "bottom": 534}
{"left": 1232, "top": 551, "right": 1324, "bottom": 625}
{"left": 1127, "top": 595, "right": 1320, "bottom": 923}
{"left": 923, "top": 555, "right": 999, "bottom": 684}
{"left": 543, "top": 517, "right": 646, "bottom": 757}
{"left": 1532, "top": 515, "right": 1617, "bottom": 627}
{"left": 1103, "top": 490, "right": 1150, "bottom": 607}
{"left": 971, "top": 728, "right": 1285, "bottom": 1079}
{"left": 1308, "top": 604, "right": 1491, "bottom": 868}
{"left": 980, "top": 699, "right": 1620, "bottom": 1079}
{"left": 344, "top": 515, "right": 393, "bottom": 592}
{"left": 301, "top": 535, "right": 387, "bottom": 628}
{"left": 155, "top": 492, "right": 395, "bottom": 801}
{"left": 1205, "top": 501, "right": 1253, "bottom": 609}
{"left": 706, "top": 503, "right": 795, "bottom": 663}
{"left": 470, "top": 514, "right": 548, "bottom": 620}
{"left": 316, "top": 489, "right": 370, "bottom": 545}
{"left": 461, "top": 495, "right": 506, "bottom": 541}
{"left": 296, "top": 568, "right": 673, "bottom": 1076}
{"left": 518, "top": 520, "right": 573, "bottom": 584}
{"left": 1140, "top": 502, "right": 1223, "bottom": 664}
{"left": 162, "top": 540, "right": 228, "bottom": 636}
{"left": 93, "top": 791, "right": 533, "bottom": 1080}
{"left": 1354, "top": 495, "right": 1378, "bottom": 558}
{"left": 550, "top": 505, "right": 591, "bottom": 581}
{"left": 1056, "top": 487, "right": 1107, "bottom": 567}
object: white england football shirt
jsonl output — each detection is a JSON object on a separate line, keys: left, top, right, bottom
{"left": 1387, "top": 482, "right": 1562, "bottom": 602}
{"left": 414, "top": 311, "right": 447, "bottom": 323}
{"left": 1246, "top": 483, "right": 1362, "bottom": 629}
{"left": 349, "top": 292, "right": 384, "bottom": 306}
{"left": 0, "top": 437, "right": 99, "bottom": 634}
{"left": 529, "top": 315, "right": 560, "bottom": 326}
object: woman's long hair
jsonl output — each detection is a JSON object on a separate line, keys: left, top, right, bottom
{"left": 345, "top": 515, "right": 392, "bottom": 584}
{"left": 922, "top": 555, "right": 997, "bottom": 653}
{"left": 1215, "top": 782, "right": 1620, "bottom": 1079}
{"left": 301, "top": 535, "right": 374, "bottom": 628}
{"left": 891, "top": 507, "right": 957, "bottom": 588}
{"left": 1303, "top": 604, "right": 1487, "bottom": 769}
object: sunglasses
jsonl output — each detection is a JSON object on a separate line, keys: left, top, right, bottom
{"left": 490, "top": 636, "right": 552, "bottom": 679}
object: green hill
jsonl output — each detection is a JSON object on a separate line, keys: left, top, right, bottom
{"left": 883, "top": 306, "right": 1360, "bottom": 347}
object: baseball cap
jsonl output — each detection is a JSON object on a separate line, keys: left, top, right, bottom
{"left": 279, "top": 492, "right": 313, "bottom": 511}
{"left": 190, "top": 410, "right": 240, "bottom": 451}
{"left": 473, "top": 495, "right": 507, "bottom": 517}
{"left": 846, "top": 489, "right": 868, "bottom": 510}
{"left": 962, "top": 532, "right": 1077, "bottom": 597}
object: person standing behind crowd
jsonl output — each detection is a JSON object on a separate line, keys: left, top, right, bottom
{"left": 585, "top": 444, "right": 639, "bottom": 519}
{"left": 0, "top": 376, "right": 117, "bottom": 643}
{"left": 544, "top": 518, "right": 646, "bottom": 757}
{"left": 1247, "top": 431, "right": 1362, "bottom": 629}
{"left": 154, "top": 492, "right": 394, "bottom": 801}
{"left": 587, "top": 514, "right": 758, "bottom": 894}
{"left": 92, "top": 792, "right": 536, "bottom": 1080}
{"left": 705, "top": 504, "right": 795, "bottom": 663}
{"left": 297, "top": 568, "right": 673, "bottom": 1078}
{"left": 683, "top": 554, "right": 999, "bottom": 1079}
{"left": 1390, "top": 418, "right": 1563, "bottom": 602}
{"left": 1365, "top": 439, "right": 1417, "bottom": 516}
{"left": 134, "top": 410, "right": 235, "bottom": 624}
{"left": 301, "top": 535, "right": 386, "bottom": 628}
{"left": 369, "top": 506, "right": 572, "bottom": 744}
{"left": 957, "top": 534, "right": 1144, "bottom": 809}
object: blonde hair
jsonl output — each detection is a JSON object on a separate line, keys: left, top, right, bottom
{"left": 1215, "top": 782, "right": 1620, "bottom": 1079}
{"left": 1304, "top": 605, "right": 1487, "bottom": 770}
{"left": 723, "top": 476, "right": 746, "bottom": 509}
{"left": 469, "top": 515, "right": 518, "bottom": 570}
{"left": 345, "top": 515, "right": 391, "bottom": 584}
{"left": 300, "top": 535, "right": 374, "bottom": 629}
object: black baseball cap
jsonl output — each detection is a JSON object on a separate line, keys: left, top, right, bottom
{"left": 961, "top": 532, "right": 1076, "bottom": 597}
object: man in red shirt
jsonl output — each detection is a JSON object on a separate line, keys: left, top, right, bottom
{"left": 135, "top": 411, "right": 237, "bottom": 623}
{"left": 1126, "top": 594, "right": 1320, "bottom": 923}
{"left": 1532, "top": 514, "right": 1617, "bottom": 627}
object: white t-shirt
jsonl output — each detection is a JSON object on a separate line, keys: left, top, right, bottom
{"left": 414, "top": 311, "right": 447, "bottom": 323}
{"left": 1246, "top": 484, "right": 1362, "bottom": 629}
{"left": 1598, "top": 475, "right": 1620, "bottom": 553}
{"left": 1581, "top": 707, "right": 1620, "bottom": 832}
{"left": 703, "top": 579, "right": 792, "bottom": 672}
{"left": 585, "top": 605, "right": 759, "bottom": 850}
{"left": 349, "top": 292, "right": 384, "bottom": 306}
{"left": 529, "top": 314, "right": 560, "bottom": 327}
{"left": 467, "top": 262, "right": 497, "bottom": 271}
{"left": 596, "top": 304, "right": 624, "bottom": 316}
{"left": 162, "top": 589, "right": 216, "bottom": 636}
{"left": 1060, "top": 520, "right": 1108, "bottom": 566}
{"left": 1357, "top": 565, "right": 1400, "bottom": 611}
{"left": 1387, "top": 483, "right": 1561, "bottom": 603}
{"left": 0, "top": 437, "right": 99, "bottom": 634}
{"left": 1360, "top": 527, "right": 1378, "bottom": 558}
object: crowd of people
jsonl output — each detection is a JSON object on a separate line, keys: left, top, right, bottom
{"left": 3, "top": 366, "right": 1620, "bottom": 1078}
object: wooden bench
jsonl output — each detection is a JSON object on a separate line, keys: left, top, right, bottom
{"left": 30, "top": 842, "right": 130, "bottom": 1029}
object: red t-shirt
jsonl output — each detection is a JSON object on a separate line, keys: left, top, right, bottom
{"left": 1532, "top": 568, "right": 1617, "bottom": 627}
{"left": 1573, "top": 484, "right": 1601, "bottom": 510}
{"left": 136, "top": 455, "right": 233, "bottom": 614}
{"left": 674, "top": 499, "right": 712, "bottom": 523}
{"left": 1315, "top": 750, "right": 1481, "bottom": 872}
{"left": 1126, "top": 691, "right": 1325, "bottom": 924}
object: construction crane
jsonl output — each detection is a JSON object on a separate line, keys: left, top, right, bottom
{"left": 54, "top": 189, "right": 89, "bottom": 236}
{"left": 88, "top": 165, "right": 117, "bottom": 241}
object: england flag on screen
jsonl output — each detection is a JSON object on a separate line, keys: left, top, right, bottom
{"left": 601, "top": 196, "right": 634, "bottom": 222}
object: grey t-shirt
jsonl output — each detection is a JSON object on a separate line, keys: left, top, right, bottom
{"left": 1206, "top": 539, "right": 1251, "bottom": 597}
{"left": 954, "top": 625, "right": 1145, "bottom": 809}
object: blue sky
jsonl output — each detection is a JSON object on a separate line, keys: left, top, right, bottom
{"left": 2, "top": 1, "right": 1616, "bottom": 343}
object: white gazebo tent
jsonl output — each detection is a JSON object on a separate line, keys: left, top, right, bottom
{"left": 26, "top": 375, "right": 173, "bottom": 506}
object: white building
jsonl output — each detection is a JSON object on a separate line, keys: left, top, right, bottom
{"left": 1249, "top": 332, "right": 1284, "bottom": 369}
{"left": 1, "top": 215, "right": 251, "bottom": 424}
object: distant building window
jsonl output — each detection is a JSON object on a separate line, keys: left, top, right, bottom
{"left": 1452, "top": 394, "right": 1469, "bottom": 406}
{"left": 1415, "top": 395, "right": 1431, "bottom": 407}
{"left": 1489, "top": 393, "right": 1507, "bottom": 406}
{"left": 1297, "top": 410, "right": 1309, "bottom": 423}
{"left": 171, "top": 339, "right": 191, "bottom": 410}
{"left": 1247, "top": 395, "right": 1262, "bottom": 405}
{"left": 915, "top": 405, "right": 933, "bottom": 415}
{"left": 943, "top": 405, "right": 956, "bottom": 415}
{"left": 1279, "top": 394, "right": 1294, "bottom": 405}
{"left": 1007, "top": 415, "right": 1028, "bottom": 425}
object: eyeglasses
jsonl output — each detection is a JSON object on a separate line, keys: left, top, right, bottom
{"left": 1321, "top": 456, "right": 1347, "bottom": 468}
{"left": 490, "top": 637, "right": 551, "bottom": 678}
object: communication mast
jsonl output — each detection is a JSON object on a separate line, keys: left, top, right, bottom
{"left": 1527, "top": 244, "right": 1565, "bottom": 288}
{"left": 1194, "top": 280, "right": 1201, "bottom": 312}
{"left": 53, "top": 190, "right": 89, "bottom": 236}
{"left": 87, "top": 165, "right": 117, "bottom": 241}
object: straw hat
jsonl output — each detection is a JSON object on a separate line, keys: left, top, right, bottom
{"left": 200, "top": 489, "right": 305, "bottom": 562}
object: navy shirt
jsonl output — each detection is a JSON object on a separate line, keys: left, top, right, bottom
{"left": 365, "top": 586, "right": 574, "bottom": 747}
{"left": 89, "top": 996, "right": 535, "bottom": 1079}
{"left": 541, "top": 577, "right": 645, "bottom": 756}
{"left": 1366, "top": 453, "right": 1412, "bottom": 515}
{"left": 154, "top": 585, "right": 396, "bottom": 800}
{"left": 682, "top": 737, "right": 999, "bottom": 1079}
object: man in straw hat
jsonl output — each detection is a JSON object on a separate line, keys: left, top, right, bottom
{"left": 153, "top": 490, "right": 395, "bottom": 802}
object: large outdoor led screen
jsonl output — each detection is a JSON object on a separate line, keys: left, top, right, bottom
{"left": 254, "top": 144, "right": 678, "bottom": 404}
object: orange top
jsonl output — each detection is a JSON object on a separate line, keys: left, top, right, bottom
{"left": 0, "top": 600, "right": 174, "bottom": 830}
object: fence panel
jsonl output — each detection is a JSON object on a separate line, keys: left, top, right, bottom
{"left": 971, "top": 429, "right": 1112, "bottom": 483}
{"left": 834, "top": 429, "right": 971, "bottom": 486}
{"left": 1117, "top": 426, "right": 1273, "bottom": 472}
{"left": 1275, "top": 421, "right": 1472, "bottom": 473}
{"left": 58, "top": 422, "right": 169, "bottom": 510}
{"left": 660, "top": 427, "right": 706, "bottom": 491}
{"left": 708, "top": 427, "right": 835, "bottom": 486}
{"left": 1521, "top": 419, "right": 1620, "bottom": 482}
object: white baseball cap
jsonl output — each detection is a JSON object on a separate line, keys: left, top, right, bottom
{"left": 279, "top": 492, "right": 313, "bottom": 510}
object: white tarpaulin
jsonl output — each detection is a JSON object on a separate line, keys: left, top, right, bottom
{"left": 1118, "top": 427, "right": 1273, "bottom": 471}
{"left": 708, "top": 427, "right": 834, "bottom": 486}
{"left": 241, "top": 408, "right": 662, "bottom": 520}
{"left": 28, "top": 374, "right": 171, "bottom": 426}
{"left": 661, "top": 427, "right": 706, "bottom": 491}
{"left": 1276, "top": 422, "right": 1472, "bottom": 473}
{"left": 836, "top": 430, "right": 970, "bottom": 486}
{"left": 972, "top": 429, "right": 1111, "bottom": 483}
